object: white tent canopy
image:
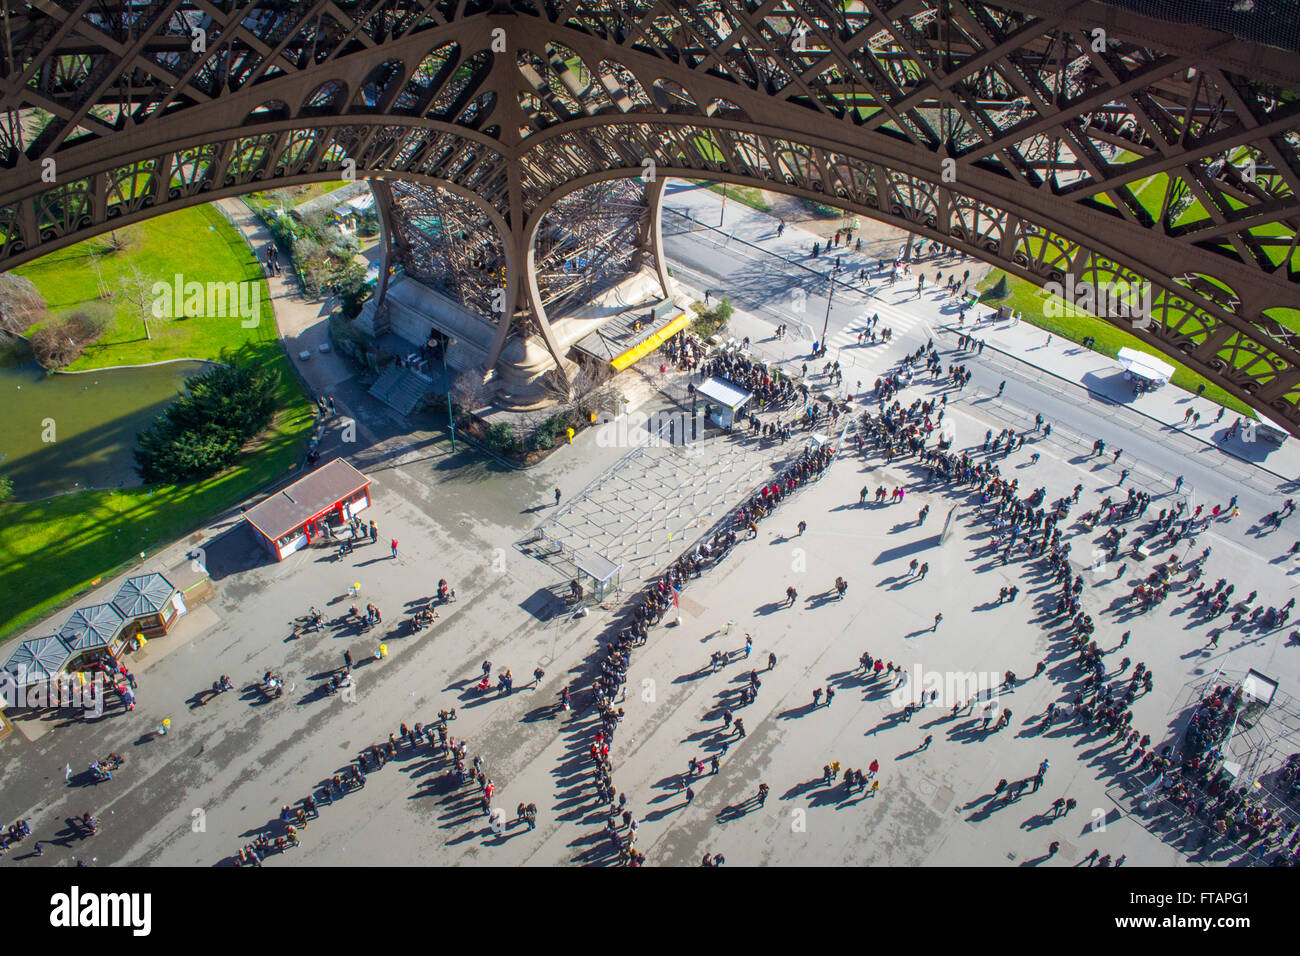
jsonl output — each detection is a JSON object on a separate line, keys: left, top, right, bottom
{"left": 1117, "top": 347, "right": 1175, "bottom": 384}
{"left": 696, "top": 376, "right": 752, "bottom": 411}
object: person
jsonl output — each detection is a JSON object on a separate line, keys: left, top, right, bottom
{"left": 784, "top": 586, "right": 798, "bottom": 607}
{"left": 997, "top": 380, "right": 1005, "bottom": 396}
{"left": 767, "top": 651, "right": 777, "bottom": 671}
{"left": 797, "top": 520, "right": 807, "bottom": 536}
{"left": 555, "top": 488, "right": 562, "bottom": 506}
{"left": 390, "top": 539, "right": 399, "bottom": 559}
{"left": 932, "top": 612, "right": 943, "bottom": 631}
{"left": 757, "top": 782, "right": 769, "bottom": 805}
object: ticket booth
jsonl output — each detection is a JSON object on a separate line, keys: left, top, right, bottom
{"left": 694, "top": 376, "right": 752, "bottom": 429}
{"left": 112, "top": 572, "right": 180, "bottom": 637}
{"left": 243, "top": 458, "right": 372, "bottom": 561}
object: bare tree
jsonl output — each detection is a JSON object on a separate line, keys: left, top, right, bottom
{"left": 267, "top": 188, "right": 295, "bottom": 213}
{"left": 0, "top": 272, "right": 46, "bottom": 335}
{"left": 103, "top": 230, "right": 130, "bottom": 253}
{"left": 28, "top": 305, "right": 109, "bottom": 368}
{"left": 451, "top": 368, "right": 491, "bottom": 413}
{"left": 116, "top": 263, "right": 156, "bottom": 341}
{"left": 541, "top": 366, "right": 597, "bottom": 407}
{"left": 87, "top": 247, "right": 111, "bottom": 299}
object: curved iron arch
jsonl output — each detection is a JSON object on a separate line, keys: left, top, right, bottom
{"left": 2, "top": 0, "right": 1298, "bottom": 425}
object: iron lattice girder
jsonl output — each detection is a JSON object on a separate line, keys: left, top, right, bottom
{"left": 1, "top": 1, "right": 1299, "bottom": 423}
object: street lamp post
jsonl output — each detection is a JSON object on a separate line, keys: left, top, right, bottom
{"left": 442, "top": 336, "right": 456, "bottom": 453}
{"left": 819, "top": 260, "right": 841, "bottom": 353}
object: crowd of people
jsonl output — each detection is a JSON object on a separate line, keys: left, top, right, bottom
{"left": 832, "top": 341, "right": 1300, "bottom": 865}
{"left": 571, "top": 438, "right": 838, "bottom": 864}
{"left": 1134, "top": 684, "right": 1300, "bottom": 863}
{"left": 231, "top": 704, "right": 534, "bottom": 866}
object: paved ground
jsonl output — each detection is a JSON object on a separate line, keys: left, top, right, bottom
{"left": 3, "top": 391, "right": 1295, "bottom": 867}
{"left": 1, "top": 184, "right": 1296, "bottom": 868}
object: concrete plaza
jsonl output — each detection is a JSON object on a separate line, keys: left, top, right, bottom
{"left": 2, "top": 364, "right": 1295, "bottom": 867}
{"left": 2, "top": 181, "right": 1297, "bottom": 868}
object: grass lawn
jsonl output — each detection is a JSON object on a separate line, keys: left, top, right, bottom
{"left": 700, "top": 181, "right": 771, "bottom": 213}
{"left": 15, "top": 204, "right": 276, "bottom": 369}
{"left": 0, "top": 204, "right": 316, "bottom": 639}
{"left": 0, "top": 361, "right": 313, "bottom": 639}
{"left": 976, "top": 269, "right": 1257, "bottom": 419}
{"left": 245, "top": 180, "right": 348, "bottom": 210}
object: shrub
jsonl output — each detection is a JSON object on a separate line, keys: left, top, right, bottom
{"left": 805, "top": 200, "right": 843, "bottom": 218}
{"left": 691, "top": 296, "right": 733, "bottom": 339}
{"left": 28, "top": 308, "right": 109, "bottom": 369}
{"left": 485, "top": 421, "right": 515, "bottom": 454}
{"left": 0, "top": 473, "right": 13, "bottom": 503}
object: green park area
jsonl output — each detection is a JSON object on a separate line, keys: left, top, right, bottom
{"left": 0, "top": 203, "right": 315, "bottom": 639}
{"left": 975, "top": 268, "right": 1260, "bottom": 418}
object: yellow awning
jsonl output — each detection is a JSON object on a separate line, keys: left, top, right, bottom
{"left": 610, "top": 312, "right": 691, "bottom": 371}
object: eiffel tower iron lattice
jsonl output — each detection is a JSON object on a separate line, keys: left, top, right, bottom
{"left": 0, "top": 1, "right": 1297, "bottom": 424}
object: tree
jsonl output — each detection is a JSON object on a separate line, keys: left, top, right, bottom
{"left": 451, "top": 368, "right": 491, "bottom": 414}
{"left": 328, "top": 258, "right": 371, "bottom": 317}
{"left": 87, "top": 247, "right": 111, "bottom": 299}
{"left": 714, "top": 296, "right": 735, "bottom": 324}
{"left": 267, "top": 188, "right": 295, "bottom": 213}
{"left": 116, "top": 263, "right": 156, "bottom": 340}
{"left": 984, "top": 274, "right": 1009, "bottom": 302}
{"left": 0, "top": 272, "right": 46, "bottom": 335}
{"left": 541, "top": 366, "right": 596, "bottom": 406}
{"left": 133, "top": 359, "right": 280, "bottom": 483}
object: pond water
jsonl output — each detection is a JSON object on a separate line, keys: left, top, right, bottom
{"left": 0, "top": 359, "right": 210, "bottom": 501}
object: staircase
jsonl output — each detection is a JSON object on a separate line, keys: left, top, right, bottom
{"left": 369, "top": 366, "right": 435, "bottom": 416}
